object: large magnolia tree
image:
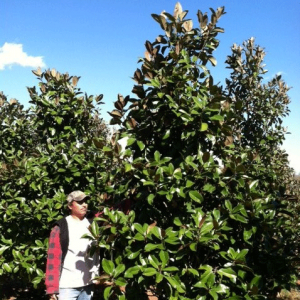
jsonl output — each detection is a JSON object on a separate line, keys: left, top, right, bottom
{"left": 90, "top": 3, "right": 300, "bottom": 300}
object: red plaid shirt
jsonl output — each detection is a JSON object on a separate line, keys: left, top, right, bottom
{"left": 45, "top": 226, "right": 62, "bottom": 294}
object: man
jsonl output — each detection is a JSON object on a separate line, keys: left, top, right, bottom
{"left": 45, "top": 191, "right": 99, "bottom": 300}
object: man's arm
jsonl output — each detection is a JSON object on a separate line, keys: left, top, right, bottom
{"left": 45, "top": 225, "right": 62, "bottom": 295}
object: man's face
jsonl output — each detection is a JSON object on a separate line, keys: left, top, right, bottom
{"left": 68, "top": 199, "right": 88, "bottom": 219}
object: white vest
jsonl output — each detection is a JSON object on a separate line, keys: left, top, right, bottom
{"left": 59, "top": 215, "right": 99, "bottom": 288}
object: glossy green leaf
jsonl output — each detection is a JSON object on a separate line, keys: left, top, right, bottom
{"left": 165, "top": 276, "right": 185, "bottom": 293}
{"left": 104, "top": 286, "right": 113, "bottom": 300}
{"left": 154, "top": 150, "right": 161, "bottom": 162}
{"left": 127, "top": 250, "right": 141, "bottom": 260}
{"left": 156, "top": 272, "right": 164, "bottom": 283}
{"left": 143, "top": 267, "right": 157, "bottom": 276}
{"left": 209, "top": 114, "right": 223, "bottom": 121}
{"left": 200, "top": 122, "right": 208, "bottom": 131}
{"left": 203, "top": 183, "right": 216, "bottom": 193}
{"left": 114, "top": 277, "right": 127, "bottom": 286}
{"left": 159, "top": 251, "right": 169, "bottom": 268}
{"left": 3, "top": 263, "right": 12, "bottom": 273}
{"left": 148, "top": 255, "right": 160, "bottom": 269}
{"left": 124, "top": 266, "right": 141, "bottom": 278}
{"left": 137, "top": 140, "right": 145, "bottom": 150}
{"left": 134, "top": 223, "right": 145, "bottom": 234}
{"left": 189, "top": 190, "right": 203, "bottom": 203}
{"left": 217, "top": 268, "right": 237, "bottom": 282}
{"left": 145, "top": 243, "right": 161, "bottom": 252}
{"left": 113, "top": 264, "right": 125, "bottom": 277}
{"left": 163, "top": 266, "right": 179, "bottom": 272}
{"left": 102, "top": 259, "right": 115, "bottom": 276}
{"left": 127, "top": 138, "right": 136, "bottom": 146}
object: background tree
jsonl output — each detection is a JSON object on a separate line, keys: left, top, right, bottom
{"left": 93, "top": 3, "right": 300, "bottom": 299}
{"left": 0, "top": 70, "right": 113, "bottom": 299}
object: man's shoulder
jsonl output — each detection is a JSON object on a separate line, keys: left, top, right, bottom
{"left": 83, "top": 217, "right": 92, "bottom": 225}
{"left": 54, "top": 217, "right": 67, "bottom": 227}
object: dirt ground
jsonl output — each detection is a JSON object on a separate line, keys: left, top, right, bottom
{"left": 2, "top": 288, "right": 300, "bottom": 299}
{"left": 277, "top": 289, "right": 300, "bottom": 300}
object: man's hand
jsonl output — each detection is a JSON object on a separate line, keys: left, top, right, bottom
{"left": 49, "top": 294, "right": 58, "bottom": 300}
{"left": 94, "top": 273, "right": 111, "bottom": 286}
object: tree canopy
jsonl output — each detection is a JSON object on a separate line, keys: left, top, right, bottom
{"left": 0, "top": 70, "right": 113, "bottom": 298}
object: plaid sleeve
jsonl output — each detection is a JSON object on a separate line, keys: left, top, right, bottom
{"left": 45, "top": 225, "right": 62, "bottom": 294}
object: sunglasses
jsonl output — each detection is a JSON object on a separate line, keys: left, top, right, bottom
{"left": 76, "top": 199, "right": 89, "bottom": 205}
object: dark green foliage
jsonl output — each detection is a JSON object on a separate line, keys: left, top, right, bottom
{"left": 90, "top": 3, "right": 300, "bottom": 299}
{"left": 0, "top": 3, "right": 299, "bottom": 300}
{"left": 0, "top": 70, "right": 112, "bottom": 298}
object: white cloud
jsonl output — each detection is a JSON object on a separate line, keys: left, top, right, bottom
{"left": 0, "top": 42, "right": 46, "bottom": 70}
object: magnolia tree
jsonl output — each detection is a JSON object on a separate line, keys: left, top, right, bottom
{"left": 0, "top": 70, "right": 114, "bottom": 298}
{"left": 88, "top": 3, "right": 300, "bottom": 299}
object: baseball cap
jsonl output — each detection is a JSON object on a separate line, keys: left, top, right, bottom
{"left": 66, "top": 191, "right": 89, "bottom": 203}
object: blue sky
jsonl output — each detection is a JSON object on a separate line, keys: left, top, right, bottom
{"left": 1, "top": 0, "right": 300, "bottom": 173}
